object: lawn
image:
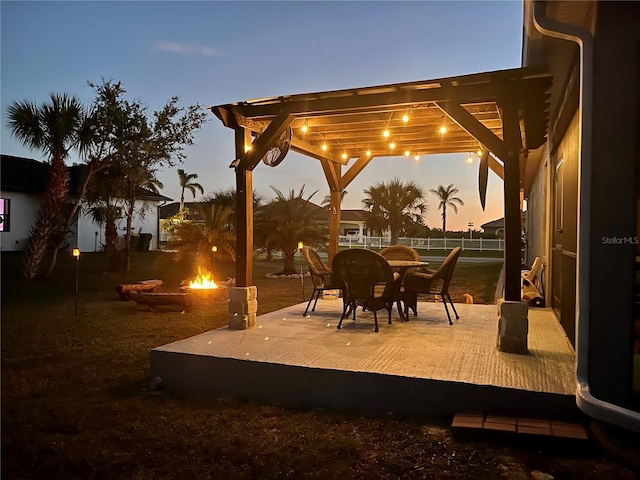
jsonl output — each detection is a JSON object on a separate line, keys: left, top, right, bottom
{"left": 1, "top": 251, "right": 635, "bottom": 479}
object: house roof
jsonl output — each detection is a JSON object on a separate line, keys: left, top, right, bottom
{"left": 1, "top": 155, "right": 172, "bottom": 202}
{"left": 480, "top": 218, "right": 504, "bottom": 229}
{"left": 159, "top": 202, "right": 203, "bottom": 220}
{"left": 341, "top": 210, "right": 366, "bottom": 222}
{"left": 1, "top": 155, "right": 49, "bottom": 193}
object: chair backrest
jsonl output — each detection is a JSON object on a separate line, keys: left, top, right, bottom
{"left": 433, "top": 247, "right": 462, "bottom": 294}
{"left": 379, "top": 244, "right": 421, "bottom": 262}
{"left": 302, "top": 246, "right": 331, "bottom": 288}
{"left": 332, "top": 249, "right": 396, "bottom": 301}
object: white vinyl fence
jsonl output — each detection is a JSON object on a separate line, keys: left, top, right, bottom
{"left": 338, "top": 236, "right": 504, "bottom": 251}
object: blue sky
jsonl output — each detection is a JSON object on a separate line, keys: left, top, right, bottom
{"left": 1, "top": 1, "right": 523, "bottom": 231}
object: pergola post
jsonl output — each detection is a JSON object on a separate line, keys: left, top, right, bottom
{"left": 229, "top": 127, "right": 257, "bottom": 330}
{"left": 496, "top": 103, "right": 528, "bottom": 354}
{"left": 501, "top": 105, "right": 523, "bottom": 302}
{"left": 328, "top": 189, "right": 341, "bottom": 264}
{"left": 234, "top": 128, "right": 253, "bottom": 287}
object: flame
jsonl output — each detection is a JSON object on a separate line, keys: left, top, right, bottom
{"left": 189, "top": 271, "right": 218, "bottom": 289}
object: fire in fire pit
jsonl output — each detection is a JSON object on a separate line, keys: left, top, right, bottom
{"left": 188, "top": 271, "right": 218, "bottom": 289}
{"left": 180, "top": 269, "right": 228, "bottom": 306}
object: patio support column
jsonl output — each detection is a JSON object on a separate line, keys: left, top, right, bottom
{"left": 234, "top": 127, "right": 253, "bottom": 287}
{"left": 328, "top": 189, "right": 341, "bottom": 264}
{"left": 501, "top": 105, "right": 523, "bottom": 302}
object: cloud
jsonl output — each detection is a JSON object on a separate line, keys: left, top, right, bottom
{"left": 155, "top": 41, "right": 220, "bottom": 57}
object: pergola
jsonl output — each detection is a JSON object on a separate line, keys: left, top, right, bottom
{"left": 209, "top": 66, "right": 551, "bottom": 302}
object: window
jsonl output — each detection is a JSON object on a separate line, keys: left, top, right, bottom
{"left": 0, "top": 198, "right": 9, "bottom": 232}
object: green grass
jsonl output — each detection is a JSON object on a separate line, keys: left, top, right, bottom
{"left": 1, "top": 252, "right": 634, "bottom": 479}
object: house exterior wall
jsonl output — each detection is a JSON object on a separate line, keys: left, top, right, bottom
{"left": 586, "top": 2, "right": 640, "bottom": 409}
{"left": 72, "top": 200, "right": 161, "bottom": 252}
{"left": 0, "top": 191, "right": 42, "bottom": 251}
{"left": 524, "top": 143, "right": 551, "bottom": 306}
{"left": 0, "top": 192, "right": 161, "bottom": 253}
{"left": 551, "top": 111, "right": 580, "bottom": 345}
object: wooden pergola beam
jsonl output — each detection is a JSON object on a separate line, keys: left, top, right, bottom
{"left": 435, "top": 101, "right": 510, "bottom": 163}
{"left": 235, "top": 82, "right": 507, "bottom": 118}
{"left": 341, "top": 155, "right": 374, "bottom": 190}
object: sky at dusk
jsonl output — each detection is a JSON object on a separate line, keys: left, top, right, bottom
{"left": 1, "top": 1, "right": 524, "bottom": 232}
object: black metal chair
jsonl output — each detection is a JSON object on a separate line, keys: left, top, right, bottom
{"left": 301, "top": 246, "right": 342, "bottom": 316}
{"left": 402, "top": 247, "right": 462, "bottom": 325}
{"left": 331, "top": 249, "right": 400, "bottom": 332}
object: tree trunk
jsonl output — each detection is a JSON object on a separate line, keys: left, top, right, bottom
{"left": 105, "top": 218, "right": 120, "bottom": 272}
{"left": 442, "top": 205, "right": 447, "bottom": 235}
{"left": 124, "top": 200, "right": 135, "bottom": 272}
{"left": 282, "top": 250, "right": 297, "bottom": 275}
{"left": 22, "top": 160, "right": 70, "bottom": 279}
{"left": 43, "top": 163, "right": 101, "bottom": 277}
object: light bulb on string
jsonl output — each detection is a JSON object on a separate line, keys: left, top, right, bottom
{"left": 404, "top": 150, "right": 410, "bottom": 157}
{"left": 414, "top": 154, "right": 420, "bottom": 162}
{"left": 466, "top": 153, "right": 474, "bottom": 164}
{"left": 440, "top": 125, "right": 447, "bottom": 135}
{"left": 389, "top": 142, "right": 396, "bottom": 150}
{"left": 383, "top": 129, "right": 390, "bottom": 138}
{"left": 301, "top": 120, "right": 308, "bottom": 133}
{"left": 402, "top": 113, "right": 409, "bottom": 123}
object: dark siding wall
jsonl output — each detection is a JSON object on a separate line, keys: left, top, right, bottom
{"left": 588, "top": 2, "right": 640, "bottom": 409}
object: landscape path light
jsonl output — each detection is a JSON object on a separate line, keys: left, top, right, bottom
{"left": 298, "top": 242, "right": 305, "bottom": 302}
{"left": 72, "top": 248, "right": 80, "bottom": 315}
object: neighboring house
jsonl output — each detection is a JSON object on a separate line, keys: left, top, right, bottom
{"left": 340, "top": 209, "right": 367, "bottom": 237}
{"left": 158, "top": 200, "right": 368, "bottom": 243}
{"left": 522, "top": 0, "right": 640, "bottom": 431}
{"left": 480, "top": 218, "right": 504, "bottom": 238}
{"left": 0, "top": 155, "right": 172, "bottom": 252}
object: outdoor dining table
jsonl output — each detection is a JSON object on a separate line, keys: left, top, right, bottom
{"left": 386, "top": 259, "right": 429, "bottom": 322}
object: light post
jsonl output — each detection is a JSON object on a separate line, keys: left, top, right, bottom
{"left": 72, "top": 248, "right": 80, "bottom": 315}
{"left": 211, "top": 245, "right": 217, "bottom": 271}
{"left": 298, "top": 241, "right": 305, "bottom": 302}
{"left": 468, "top": 221, "right": 474, "bottom": 240}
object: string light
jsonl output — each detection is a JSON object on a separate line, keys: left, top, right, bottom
{"left": 476, "top": 149, "right": 483, "bottom": 157}
{"left": 383, "top": 129, "right": 390, "bottom": 138}
{"left": 404, "top": 150, "right": 410, "bottom": 157}
{"left": 389, "top": 142, "right": 396, "bottom": 150}
{"left": 301, "top": 120, "right": 308, "bottom": 133}
{"left": 365, "top": 149, "right": 371, "bottom": 157}
{"left": 466, "top": 153, "right": 474, "bottom": 164}
{"left": 414, "top": 154, "right": 420, "bottom": 161}
{"left": 439, "top": 125, "right": 447, "bottom": 134}
{"left": 321, "top": 143, "right": 327, "bottom": 151}
{"left": 402, "top": 113, "right": 409, "bottom": 123}
{"left": 342, "top": 152, "right": 348, "bottom": 160}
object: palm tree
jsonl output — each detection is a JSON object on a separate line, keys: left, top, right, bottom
{"left": 167, "top": 203, "right": 236, "bottom": 275}
{"left": 320, "top": 190, "right": 347, "bottom": 208}
{"left": 258, "top": 186, "right": 326, "bottom": 275}
{"left": 430, "top": 184, "right": 464, "bottom": 234}
{"left": 177, "top": 169, "right": 204, "bottom": 214}
{"left": 7, "top": 93, "right": 92, "bottom": 278}
{"left": 361, "top": 178, "right": 427, "bottom": 245}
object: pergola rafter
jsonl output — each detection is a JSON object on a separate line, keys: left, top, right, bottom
{"left": 209, "top": 66, "right": 552, "bottom": 301}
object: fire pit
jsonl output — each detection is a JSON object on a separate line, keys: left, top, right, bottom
{"left": 180, "top": 271, "right": 228, "bottom": 307}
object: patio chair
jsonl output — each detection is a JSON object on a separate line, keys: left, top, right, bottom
{"left": 331, "top": 249, "right": 400, "bottom": 332}
{"left": 379, "top": 244, "right": 421, "bottom": 267}
{"left": 301, "top": 246, "right": 343, "bottom": 316}
{"left": 402, "top": 247, "right": 462, "bottom": 325}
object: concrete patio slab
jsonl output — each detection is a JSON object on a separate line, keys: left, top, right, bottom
{"left": 151, "top": 301, "right": 577, "bottom": 418}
